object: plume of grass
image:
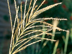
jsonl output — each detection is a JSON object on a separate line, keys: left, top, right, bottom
{"left": 7, "top": 0, "right": 69, "bottom": 54}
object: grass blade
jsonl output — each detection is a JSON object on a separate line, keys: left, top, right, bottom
{"left": 52, "top": 40, "right": 59, "bottom": 54}
{"left": 64, "top": 31, "right": 69, "bottom": 54}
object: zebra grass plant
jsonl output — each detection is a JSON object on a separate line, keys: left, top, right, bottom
{"left": 7, "top": 0, "right": 69, "bottom": 54}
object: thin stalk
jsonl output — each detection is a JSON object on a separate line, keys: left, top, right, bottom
{"left": 7, "top": 0, "right": 13, "bottom": 54}
{"left": 26, "top": 0, "right": 32, "bottom": 24}
{"left": 51, "top": 20, "right": 59, "bottom": 43}
{"left": 52, "top": 40, "right": 59, "bottom": 54}
{"left": 7, "top": 0, "right": 12, "bottom": 30}
{"left": 64, "top": 31, "right": 69, "bottom": 54}
{"left": 23, "top": 0, "right": 27, "bottom": 28}
{"left": 20, "top": 2, "right": 23, "bottom": 31}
